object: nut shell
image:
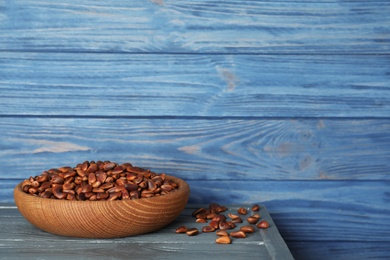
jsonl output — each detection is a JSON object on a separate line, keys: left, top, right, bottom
{"left": 14, "top": 175, "right": 190, "bottom": 238}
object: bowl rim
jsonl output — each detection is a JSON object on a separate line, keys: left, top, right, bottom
{"left": 14, "top": 174, "right": 190, "bottom": 205}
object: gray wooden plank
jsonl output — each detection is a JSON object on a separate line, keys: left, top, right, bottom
{"left": 0, "top": 245, "right": 273, "bottom": 260}
{"left": 0, "top": 205, "right": 293, "bottom": 260}
{"left": 1, "top": 53, "right": 389, "bottom": 117}
{"left": 0, "top": 118, "right": 389, "bottom": 182}
{"left": 0, "top": 0, "right": 389, "bottom": 54}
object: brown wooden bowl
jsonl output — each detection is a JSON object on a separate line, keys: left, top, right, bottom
{"left": 14, "top": 175, "right": 190, "bottom": 238}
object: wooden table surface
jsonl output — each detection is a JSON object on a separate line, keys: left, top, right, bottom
{"left": 0, "top": 204, "right": 293, "bottom": 260}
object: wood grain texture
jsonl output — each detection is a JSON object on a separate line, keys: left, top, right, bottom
{"left": 1, "top": 0, "right": 390, "bottom": 258}
{"left": 1, "top": 52, "right": 389, "bottom": 117}
{"left": 0, "top": 118, "right": 389, "bottom": 182}
{"left": 136, "top": 180, "right": 390, "bottom": 243}
{"left": 13, "top": 176, "right": 190, "bottom": 238}
{"left": 289, "top": 241, "right": 390, "bottom": 260}
{"left": 3, "top": 179, "right": 390, "bottom": 244}
{"left": 0, "top": 0, "right": 389, "bottom": 54}
{"left": 0, "top": 205, "right": 294, "bottom": 260}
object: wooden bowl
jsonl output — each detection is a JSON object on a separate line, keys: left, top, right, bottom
{"left": 14, "top": 175, "right": 190, "bottom": 238}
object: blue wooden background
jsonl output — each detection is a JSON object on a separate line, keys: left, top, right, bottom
{"left": 1, "top": 0, "right": 390, "bottom": 259}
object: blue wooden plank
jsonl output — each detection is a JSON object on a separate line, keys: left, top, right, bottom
{"left": 0, "top": 0, "right": 389, "bottom": 54}
{"left": 2, "top": 179, "right": 390, "bottom": 243}
{"left": 1, "top": 0, "right": 389, "bottom": 259}
{"left": 1, "top": 204, "right": 389, "bottom": 260}
{"left": 183, "top": 180, "right": 390, "bottom": 243}
{"left": 0, "top": 180, "right": 17, "bottom": 204}
{"left": 0, "top": 118, "right": 389, "bottom": 182}
{"left": 1, "top": 53, "right": 389, "bottom": 117}
{"left": 288, "top": 241, "right": 390, "bottom": 260}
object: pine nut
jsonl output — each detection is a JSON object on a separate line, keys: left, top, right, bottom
{"left": 21, "top": 161, "right": 179, "bottom": 201}
{"left": 186, "top": 228, "right": 199, "bottom": 236}
{"left": 230, "top": 231, "right": 247, "bottom": 238}
{"left": 257, "top": 220, "right": 270, "bottom": 229}
{"left": 216, "top": 230, "right": 229, "bottom": 236}
{"left": 202, "top": 226, "right": 216, "bottom": 233}
{"left": 251, "top": 204, "right": 260, "bottom": 211}
{"left": 247, "top": 216, "right": 259, "bottom": 224}
{"left": 215, "top": 236, "right": 231, "bottom": 244}
{"left": 240, "top": 226, "right": 255, "bottom": 233}
{"left": 175, "top": 226, "right": 188, "bottom": 233}
{"left": 237, "top": 207, "right": 248, "bottom": 215}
